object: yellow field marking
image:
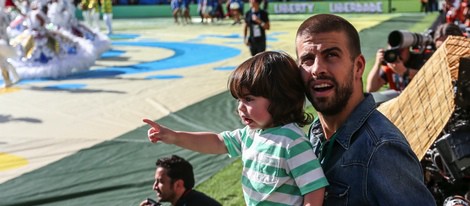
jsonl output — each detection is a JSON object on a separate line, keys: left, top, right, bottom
{"left": 0, "top": 87, "right": 21, "bottom": 94}
{"left": 0, "top": 152, "right": 28, "bottom": 171}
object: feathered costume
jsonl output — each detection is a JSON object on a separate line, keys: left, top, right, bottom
{"left": 9, "top": 9, "right": 96, "bottom": 79}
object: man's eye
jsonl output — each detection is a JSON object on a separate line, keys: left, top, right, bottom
{"left": 302, "top": 59, "right": 314, "bottom": 67}
{"left": 327, "top": 52, "right": 339, "bottom": 58}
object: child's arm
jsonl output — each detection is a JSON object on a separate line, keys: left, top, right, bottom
{"left": 143, "top": 118, "right": 228, "bottom": 154}
{"left": 303, "top": 187, "right": 325, "bottom": 206}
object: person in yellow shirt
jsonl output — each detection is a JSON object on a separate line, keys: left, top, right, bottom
{"left": 100, "top": 0, "right": 112, "bottom": 34}
{"left": 80, "top": 0, "right": 99, "bottom": 31}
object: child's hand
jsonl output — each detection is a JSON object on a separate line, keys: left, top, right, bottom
{"left": 143, "top": 118, "right": 163, "bottom": 143}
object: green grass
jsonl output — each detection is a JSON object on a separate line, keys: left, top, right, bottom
{"left": 196, "top": 158, "right": 245, "bottom": 205}
{"left": 196, "top": 12, "right": 440, "bottom": 205}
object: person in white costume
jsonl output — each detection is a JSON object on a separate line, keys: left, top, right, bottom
{"left": 8, "top": 6, "right": 96, "bottom": 79}
{"left": 0, "top": 0, "right": 20, "bottom": 87}
{"left": 47, "top": 0, "right": 110, "bottom": 57}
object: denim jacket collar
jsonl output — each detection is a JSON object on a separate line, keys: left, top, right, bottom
{"left": 311, "top": 93, "right": 376, "bottom": 150}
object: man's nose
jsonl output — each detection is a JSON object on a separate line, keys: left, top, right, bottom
{"left": 311, "top": 59, "right": 327, "bottom": 77}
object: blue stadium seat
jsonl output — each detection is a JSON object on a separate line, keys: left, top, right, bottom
{"left": 139, "top": 0, "right": 158, "bottom": 4}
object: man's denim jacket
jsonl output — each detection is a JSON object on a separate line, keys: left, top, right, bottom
{"left": 309, "top": 94, "right": 436, "bottom": 205}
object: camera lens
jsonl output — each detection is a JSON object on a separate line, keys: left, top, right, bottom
{"left": 384, "top": 49, "right": 398, "bottom": 63}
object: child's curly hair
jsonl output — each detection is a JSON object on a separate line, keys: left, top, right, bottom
{"left": 228, "top": 51, "right": 313, "bottom": 127}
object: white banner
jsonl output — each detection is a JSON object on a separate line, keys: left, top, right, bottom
{"left": 273, "top": 3, "right": 315, "bottom": 14}
{"left": 330, "top": 2, "right": 383, "bottom": 13}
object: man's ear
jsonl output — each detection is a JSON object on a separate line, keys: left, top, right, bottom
{"left": 173, "top": 179, "right": 185, "bottom": 191}
{"left": 355, "top": 54, "right": 365, "bottom": 79}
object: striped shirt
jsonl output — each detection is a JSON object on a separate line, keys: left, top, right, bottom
{"left": 221, "top": 123, "right": 328, "bottom": 206}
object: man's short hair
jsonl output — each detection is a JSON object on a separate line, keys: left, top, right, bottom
{"left": 156, "top": 155, "right": 195, "bottom": 189}
{"left": 296, "top": 14, "right": 362, "bottom": 59}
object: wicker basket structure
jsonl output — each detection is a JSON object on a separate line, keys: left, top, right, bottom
{"left": 377, "top": 36, "right": 470, "bottom": 160}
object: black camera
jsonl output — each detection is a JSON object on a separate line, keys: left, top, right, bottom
{"left": 456, "top": 57, "right": 470, "bottom": 107}
{"left": 383, "top": 48, "right": 401, "bottom": 63}
{"left": 383, "top": 30, "right": 433, "bottom": 63}
{"left": 422, "top": 57, "right": 470, "bottom": 204}
{"left": 146, "top": 198, "right": 161, "bottom": 206}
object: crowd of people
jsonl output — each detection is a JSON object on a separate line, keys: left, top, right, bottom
{"left": 168, "top": 0, "right": 268, "bottom": 26}
{"left": 442, "top": 0, "right": 470, "bottom": 28}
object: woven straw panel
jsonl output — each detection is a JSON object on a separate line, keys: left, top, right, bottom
{"left": 378, "top": 36, "right": 470, "bottom": 160}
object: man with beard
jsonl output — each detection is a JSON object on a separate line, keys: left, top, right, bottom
{"left": 139, "top": 155, "right": 221, "bottom": 206}
{"left": 295, "top": 14, "right": 436, "bottom": 205}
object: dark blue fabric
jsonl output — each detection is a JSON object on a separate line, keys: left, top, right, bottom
{"left": 309, "top": 94, "right": 436, "bottom": 205}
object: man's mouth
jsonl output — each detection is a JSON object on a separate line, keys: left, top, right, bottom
{"left": 313, "top": 83, "right": 334, "bottom": 92}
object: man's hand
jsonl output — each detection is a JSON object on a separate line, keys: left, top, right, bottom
{"left": 376, "top": 48, "right": 385, "bottom": 63}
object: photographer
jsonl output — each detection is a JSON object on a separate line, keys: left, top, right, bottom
{"left": 367, "top": 30, "right": 433, "bottom": 93}
{"left": 366, "top": 46, "right": 425, "bottom": 92}
{"left": 139, "top": 155, "right": 221, "bottom": 206}
{"left": 433, "top": 22, "right": 465, "bottom": 49}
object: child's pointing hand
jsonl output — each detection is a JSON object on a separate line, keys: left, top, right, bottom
{"left": 143, "top": 118, "right": 163, "bottom": 143}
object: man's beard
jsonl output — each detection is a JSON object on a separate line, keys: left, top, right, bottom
{"left": 307, "top": 69, "right": 354, "bottom": 116}
{"left": 157, "top": 188, "right": 177, "bottom": 203}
